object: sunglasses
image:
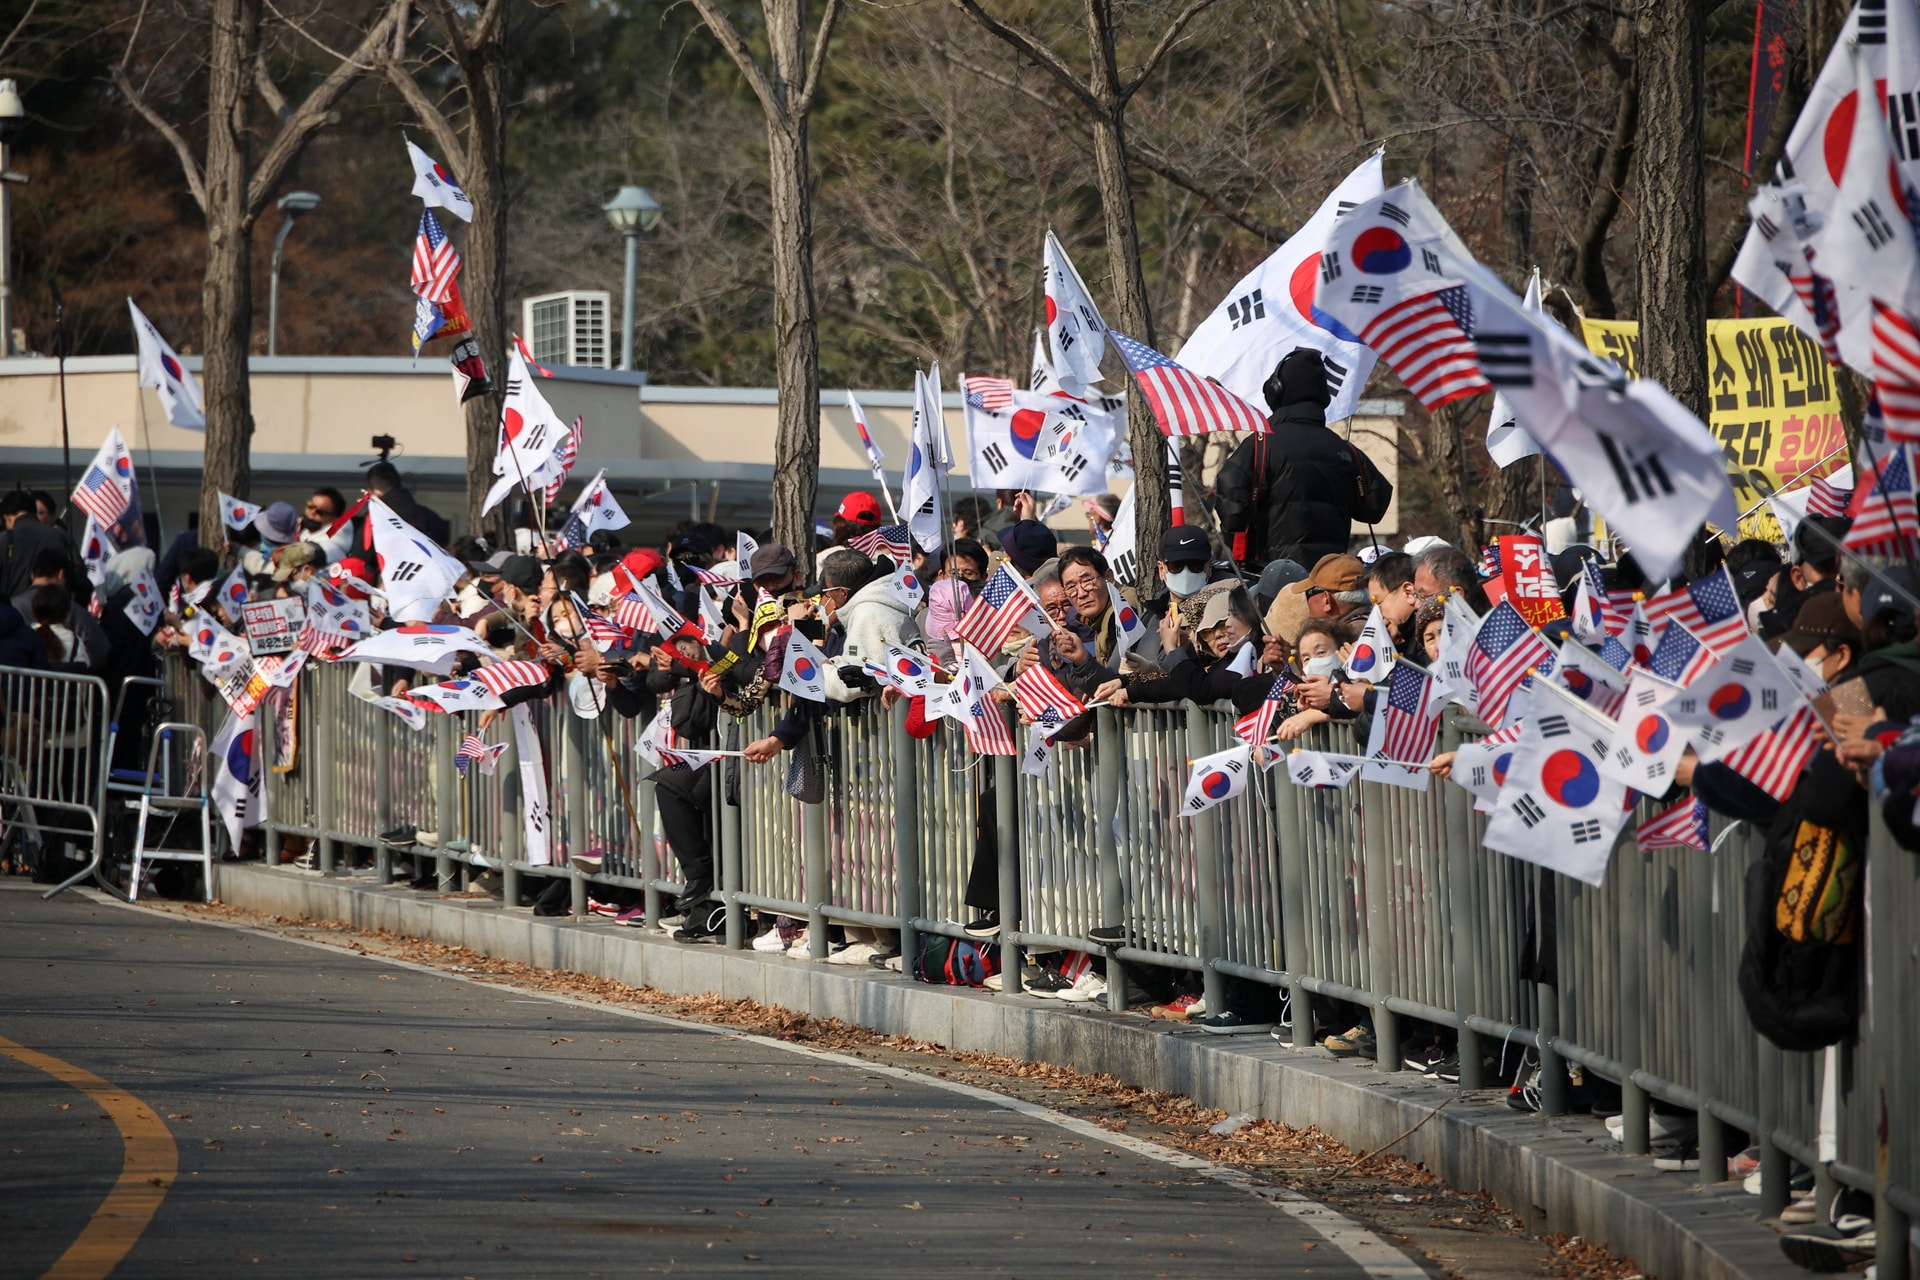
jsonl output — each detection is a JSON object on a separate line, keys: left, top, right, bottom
{"left": 1166, "top": 558, "right": 1208, "bottom": 574}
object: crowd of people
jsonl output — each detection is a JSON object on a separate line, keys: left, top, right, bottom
{"left": 2, "top": 346, "right": 1909, "bottom": 1270}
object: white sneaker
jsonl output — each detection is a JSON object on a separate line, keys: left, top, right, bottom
{"left": 785, "top": 928, "right": 812, "bottom": 957}
{"left": 1605, "top": 1112, "right": 1695, "bottom": 1144}
{"left": 1057, "top": 974, "right": 1108, "bottom": 1003}
{"left": 751, "top": 927, "right": 787, "bottom": 953}
{"left": 827, "top": 942, "right": 879, "bottom": 966}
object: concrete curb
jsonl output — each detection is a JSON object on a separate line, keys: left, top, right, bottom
{"left": 213, "top": 863, "right": 1805, "bottom": 1280}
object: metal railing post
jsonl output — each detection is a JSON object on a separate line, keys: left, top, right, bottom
{"left": 995, "top": 717, "right": 1021, "bottom": 994}
{"left": 1757, "top": 1038, "right": 1791, "bottom": 1217}
{"left": 565, "top": 712, "right": 589, "bottom": 918}
{"left": 1274, "top": 742, "right": 1314, "bottom": 1048}
{"left": 1186, "top": 704, "right": 1226, "bottom": 1015}
{"left": 1616, "top": 840, "right": 1650, "bottom": 1154}
{"left": 1095, "top": 706, "right": 1127, "bottom": 1012}
{"left": 1439, "top": 715, "right": 1485, "bottom": 1089}
{"left": 374, "top": 708, "right": 395, "bottom": 885}
{"left": 721, "top": 764, "right": 744, "bottom": 948}
{"left": 1691, "top": 843, "right": 1727, "bottom": 1184}
{"left": 314, "top": 682, "right": 337, "bottom": 876}
{"left": 891, "top": 700, "right": 921, "bottom": 967}
{"left": 1359, "top": 780, "right": 1399, "bottom": 1069}
{"left": 492, "top": 715, "right": 518, "bottom": 894}
{"left": 804, "top": 784, "right": 829, "bottom": 959}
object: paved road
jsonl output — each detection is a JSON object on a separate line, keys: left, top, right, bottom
{"left": 0, "top": 883, "right": 1413, "bottom": 1279}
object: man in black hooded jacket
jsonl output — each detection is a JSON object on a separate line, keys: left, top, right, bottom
{"left": 1215, "top": 348, "right": 1392, "bottom": 571}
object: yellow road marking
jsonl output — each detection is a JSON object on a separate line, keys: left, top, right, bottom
{"left": 0, "top": 1034, "right": 177, "bottom": 1280}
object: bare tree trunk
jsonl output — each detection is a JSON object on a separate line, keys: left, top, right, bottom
{"left": 460, "top": 45, "right": 510, "bottom": 539}
{"left": 197, "top": 0, "right": 259, "bottom": 548}
{"left": 1427, "top": 399, "right": 1483, "bottom": 552}
{"left": 767, "top": 118, "right": 821, "bottom": 563}
{"left": 1087, "top": 104, "right": 1169, "bottom": 562}
{"left": 1634, "top": 0, "right": 1707, "bottom": 417}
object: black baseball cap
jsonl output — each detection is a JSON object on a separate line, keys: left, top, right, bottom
{"left": 1158, "top": 525, "right": 1211, "bottom": 565}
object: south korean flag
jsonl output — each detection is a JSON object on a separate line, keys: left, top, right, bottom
{"left": 1658, "top": 633, "right": 1804, "bottom": 763}
{"left": 1484, "top": 695, "right": 1630, "bottom": 886}
{"left": 482, "top": 345, "right": 575, "bottom": 515}
{"left": 367, "top": 497, "right": 466, "bottom": 623}
{"left": 1182, "top": 745, "right": 1255, "bottom": 815}
{"left": 780, "top": 628, "right": 830, "bottom": 702}
{"left": 1344, "top": 605, "right": 1397, "bottom": 684}
{"left": 409, "top": 676, "right": 506, "bottom": 714}
{"left": 963, "top": 380, "right": 1119, "bottom": 496}
{"left": 1285, "top": 748, "right": 1361, "bottom": 791}
{"left": 1598, "top": 670, "right": 1689, "bottom": 790}
{"left": 867, "top": 643, "right": 935, "bottom": 698}
{"left": 1022, "top": 708, "right": 1069, "bottom": 778}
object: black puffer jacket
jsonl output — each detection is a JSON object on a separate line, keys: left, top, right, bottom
{"left": 1216, "top": 349, "right": 1392, "bottom": 570}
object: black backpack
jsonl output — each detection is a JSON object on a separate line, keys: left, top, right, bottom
{"left": 1737, "top": 797, "right": 1864, "bottom": 1052}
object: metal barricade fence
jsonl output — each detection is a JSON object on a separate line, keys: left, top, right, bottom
{"left": 2, "top": 665, "right": 112, "bottom": 896}
{"left": 153, "top": 650, "right": 1920, "bottom": 1251}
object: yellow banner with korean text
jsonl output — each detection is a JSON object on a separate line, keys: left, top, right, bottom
{"left": 1579, "top": 318, "right": 1848, "bottom": 539}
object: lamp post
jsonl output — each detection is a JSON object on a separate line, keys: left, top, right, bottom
{"left": 267, "top": 190, "right": 322, "bottom": 357}
{"left": 601, "top": 185, "right": 662, "bottom": 372}
{"left": 0, "top": 80, "right": 29, "bottom": 359}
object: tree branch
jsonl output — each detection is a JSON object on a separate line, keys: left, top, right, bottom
{"left": 947, "top": 0, "right": 1103, "bottom": 117}
{"left": 380, "top": 55, "right": 466, "bottom": 164}
{"left": 254, "top": 49, "right": 290, "bottom": 118}
{"left": 794, "top": 0, "right": 844, "bottom": 117}
{"left": 1128, "top": 142, "right": 1290, "bottom": 242}
{"left": 1122, "top": 0, "right": 1220, "bottom": 99}
{"left": 685, "top": 0, "right": 783, "bottom": 124}
{"left": 246, "top": 0, "right": 405, "bottom": 222}
{"left": 112, "top": 64, "right": 208, "bottom": 211}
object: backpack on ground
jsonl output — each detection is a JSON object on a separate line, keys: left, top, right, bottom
{"left": 913, "top": 935, "right": 999, "bottom": 987}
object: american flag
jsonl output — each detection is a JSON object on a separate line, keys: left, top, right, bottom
{"left": 1108, "top": 330, "right": 1270, "bottom": 437}
{"left": 1719, "top": 705, "right": 1819, "bottom": 800}
{"left": 1642, "top": 566, "right": 1748, "bottom": 654}
{"left": 1355, "top": 285, "right": 1491, "bottom": 411}
{"left": 411, "top": 210, "right": 461, "bottom": 305}
{"left": 1374, "top": 664, "right": 1440, "bottom": 763}
{"left": 454, "top": 733, "right": 488, "bottom": 776}
{"left": 1571, "top": 558, "right": 1619, "bottom": 643}
{"left": 1234, "top": 676, "right": 1294, "bottom": 745}
{"left": 574, "top": 599, "right": 632, "bottom": 649}
{"left": 613, "top": 592, "right": 656, "bottom": 633}
{"left": 1843, "top": 443, "right": 1920, "bottom": 557}
{"left": 1010, "top": 663, "right": 1085, "bottom": 722}
{"left": 1605, "top": 588, "right": 1641, "bottom": 630}
{"left": 541, "top": 417, "right": 583, "bottom": 504}
{"left": 1645, "top": 620, "right": 1716, "bottom": 686}
{"left": 962, "top": 375, "right": 1014, "bottom": 411}
{"left": 1636, "top": 797, "right": 1708, "bottom": 853}
{"left": 1872, "top": 301, "right": 1920, "bottom": 440}
{"left": 1620, "top": 596, "right": 1659, "bottom": 667}
{"left": 1476, "top": 541, "right": 1501, "bottom": 579}
{"left": 296, "top": 622, "right": 352, "bottom": 657}
{"left": 1463, "top": 601, "right": 1554, "bottom": 728}
{"left": 949, "top": 563, "right": 1040, "bottom": 653}
{"left": 849, "top": 524, "right": 912, "bottom": 563}
{"left": 73, "top": 464, "right": 129, "bottom": 526}
{"left": 1805, "top": 469, "right": 1854, "bottom": 518}
{"left": 473, "top": 659, "right": 552, "bottom": 696}
{"left": 962, "top": 697, "right": 1018, "bottom": 755}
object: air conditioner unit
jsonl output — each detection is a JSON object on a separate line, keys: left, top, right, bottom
{"left": 521, "top": 291, "right": 611, "bottom": 369}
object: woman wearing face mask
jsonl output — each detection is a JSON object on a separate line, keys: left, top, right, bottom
{"left": 1095, "top": 586, "right": 1252, "bottom": 706}
{"left": 1275, "top": 620, "right": 1345, "bottom": 740}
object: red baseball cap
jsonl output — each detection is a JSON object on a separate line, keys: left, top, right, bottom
{"left": 835, "top": 492, "right": 883, "bottom": 527}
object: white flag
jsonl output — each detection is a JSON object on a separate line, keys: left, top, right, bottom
{"left": 213, "top": 564, "right": 251, "bottom": 618}
{"left": 123, "top": 566, "right": 164, "bottom": 635}
{"left": 366, "top": 497, "right": 467, "bottom": 622}
{"left": 1102, "top": 484, "right": 1140, "bottom": 587}
{"left": 884, "top": 558, "right": 926, "bottom": 610}
{"left": 1181, "top": 745, "right": 1255, "bottom": 814}
{"left": 927, "top": 643, "right": 1000, "bottom": 723}
{"left": 1553, "top": 639, "right": 1629, "bottom": 718}
{"left": 869, "top": 643, "right": 936, "bottom": 697}
{"left": 963, "top": 381, "right": 1120, "bottom": 495}
{"left": 186, "top": 615, "right": 243, "bottom": 665}
{"left": 1598, "top": 670, "right": 1690, "bottom": 790}
{"left": 217, "top": 492, "right": 257, "bottom": 532}
{"left": 1808, "top": 45, "right": 1920, "bottom": 316}
{"left": 1484, "top": 696, "right": 1629, "bottom": 886}
{"left": 1486, "top": 268, "right": 1545, "bottom": 466}
{"left": 1043, "top": 231, "right": 1108, "bottom": 394}
{"left": 566, "top": 469, "right": 631, "bottom": 537}
{"left": 780, "top": 628, "right": 830, "bottom": 702}
{"left": 1659, "top": 632, "right": 1805, "bottom": 763}
{"left": 1022, "top": 711, "right": 1067, "bottom": 778}
{"left": 1030, "top": 328, "right": 1066, "bottom": 395}
{"left": 1176, "top": 150, "right": 1385, "bottom": 423}
{"left": 408, "top": 676, "right": 504, "bottom": 714}
{"left": 511, "top": 704, "right": 551, "bottom": 865}
{"left": 483, "top": 346, "right": 575, "bottom": 515}
{"left": 1448, "top": 730, "right": 1518, "bottom": 809}
{"left": 1428, "top": 591, "right": 1482, "bottom": 714}
{"left": 1344, "top": 605, "right": 1398, "bottom": 684}
{"left": 79, "top": 518, "right": 117, "bottom": 588}
{"left": 1108, "top": 581, "right": 1147, "bottom": 659}
{"left": 1286, "top": 748, "right": 1362, "bottom": 790}
{"left": 210, "top": 707, "right": 262, "bottom": 852}
{"left": 128, "top": 298, "right": 205, "bottom": 430}
{"left": 633, "top": 704, "right": 679, "bottom": 769}
{"left": 406, "top": 139, "right": 474, "bottom": 222}
{"left": 902, "top": 369, "right": 946, "bottom": 552}
{"left": 335, "top": 622, "right": 490, "bottom": 675}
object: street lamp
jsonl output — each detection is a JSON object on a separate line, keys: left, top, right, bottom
{"left": 601, "top": 185, "right": 662, "bottom": 372}
{"left": 267, "top": 190, "right": 322, "bottom": 357}
{"left": 0, "top": 80, "right": 29, "bottom": 359}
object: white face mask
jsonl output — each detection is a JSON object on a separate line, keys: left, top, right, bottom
{"left": 1302, "top": 654, "right": 1342, "bottom": 679}
{"left": 1165, "top": 568, "right": 1208, "bottom": 597}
